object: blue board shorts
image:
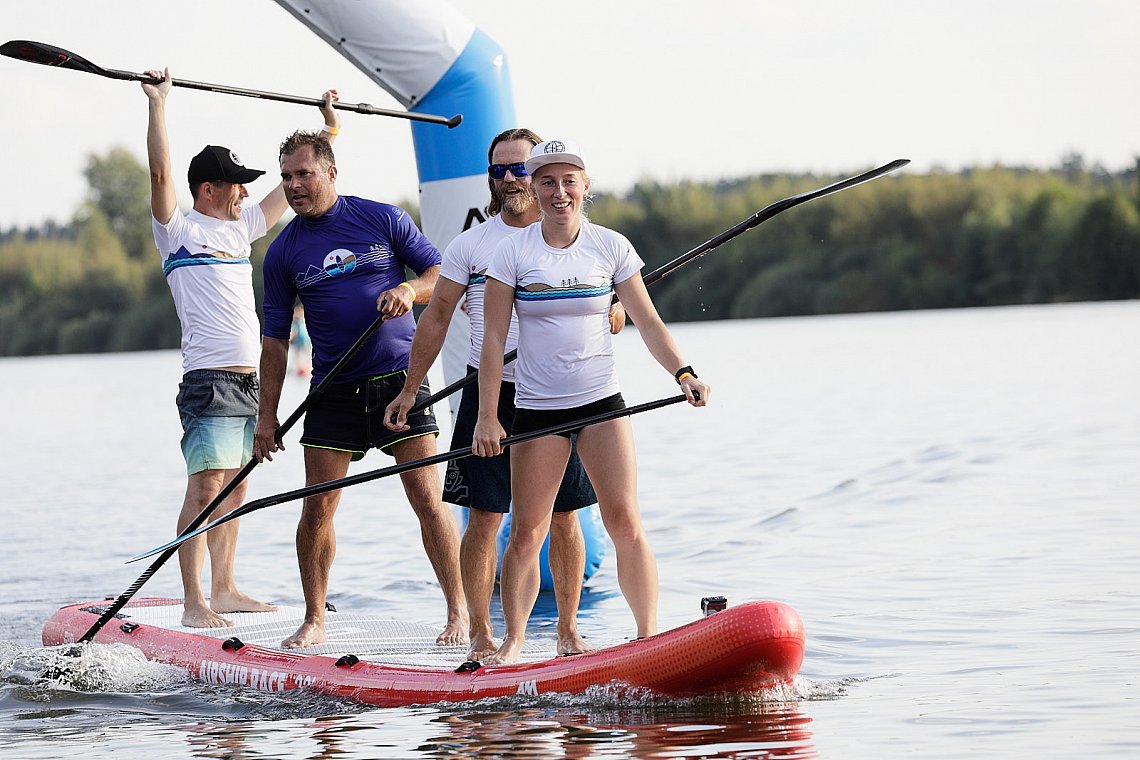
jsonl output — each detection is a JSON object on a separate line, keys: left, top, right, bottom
{"left": 444, "top": 367, "right": 597, "bottom": 514}
{"left": 176, "top": 369, "right": 259, "bottom": 476}
{"left": 300, "top": 370, "right": 438, "bottom": 460}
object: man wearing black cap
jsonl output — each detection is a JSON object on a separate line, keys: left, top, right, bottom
{"left": 143, "top": 67, "right": 340, "bottom": 628}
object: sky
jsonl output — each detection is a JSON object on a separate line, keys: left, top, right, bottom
{"left": 2, "top": 0, "right": 1137, "bottom": 229}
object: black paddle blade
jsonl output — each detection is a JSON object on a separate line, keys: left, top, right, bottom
{"left": 0, "top": 40, "right": 107, "bottom": 75}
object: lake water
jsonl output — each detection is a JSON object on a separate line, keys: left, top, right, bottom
{"left": 1, "top": 301, "right": 1137, "bottom": 758}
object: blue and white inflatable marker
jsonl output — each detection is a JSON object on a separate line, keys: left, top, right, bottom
{"left": 271, "top": 0, "right": 604, "bottom": 590}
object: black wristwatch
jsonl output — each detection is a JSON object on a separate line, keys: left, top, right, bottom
{"left": 674, "top": 365, "right": 697, "bottom": 384}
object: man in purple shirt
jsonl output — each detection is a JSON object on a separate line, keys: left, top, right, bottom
{"left": 256, "top": 131, "right": 466, "bottom": 649}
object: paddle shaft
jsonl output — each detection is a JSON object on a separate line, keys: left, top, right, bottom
{"left": 0, "top": 39, "right": 460, "bottom": 128}
{"left": 79, "top": 313, "right": 388, "bottom": 642}
{"left": 118, "top": 70, "right": 461, "bottom": 128}
{"left": 407, "top": 158, "right": 910, "bottom": 415}
{"left": 132, "top": 394, "right": 689, "bottom": 561}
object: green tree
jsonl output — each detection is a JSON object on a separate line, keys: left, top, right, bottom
{"left": 1065, "top": 193, "right": 1140, "bottom": 300}
{"left": 83, "top": 147, "right": 153, "bottom": 261}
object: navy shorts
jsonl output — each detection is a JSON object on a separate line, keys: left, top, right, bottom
{"left": 175, "top": 369, "right": 259, "bottom": 475}
{"left": 443, "top": 367, "right": 597, "bottom": 514}
{"left": 511, "top": 392, "right": 626, "bottom": 438}
{"left": 300, "top": 370, "right": 438, "bottom": 460}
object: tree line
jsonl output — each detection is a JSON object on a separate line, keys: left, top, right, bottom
{"left": 592, "top": 154, "right": 1139, "bottom": 322}
{"left": 1, "top": 149, "right": 1137, "bottom": 357}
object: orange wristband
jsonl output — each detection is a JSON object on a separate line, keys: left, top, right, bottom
{"left": 674, "top": 365, "right": 697, "bottom": 384}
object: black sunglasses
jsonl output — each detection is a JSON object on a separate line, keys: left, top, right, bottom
{"left": 488, "top": 162, "right": 528, "bottom": 179}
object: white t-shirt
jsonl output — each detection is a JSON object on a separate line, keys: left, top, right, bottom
{"left": 151, "top": 206, "right": 266, "bottom": 372}
{"left": 439, "top": 214, "right": 522, "bottom": 381}
{"left": 486, "top": 219, "right": 643, "bottom": 410}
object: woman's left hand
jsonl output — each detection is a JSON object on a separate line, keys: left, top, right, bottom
{"left": 680, "top": 375, "right": 710, "bottom": 407}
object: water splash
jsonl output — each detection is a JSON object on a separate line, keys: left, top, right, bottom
{"left": 422, "top": 676, "right": 813, "bottom": 713}
{"left": 794, "top": 674, "right": 862, "bottom": 700}
{"left": 1, "top": 640, "right": 184, "bottom": 693}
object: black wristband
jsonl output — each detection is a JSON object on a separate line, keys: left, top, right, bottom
{"left": 674, "top": 365, "right": 697, "bottom": 384}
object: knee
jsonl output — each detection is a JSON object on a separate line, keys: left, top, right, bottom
{"left": 407, "top": 492, "right": 447, "bottom": 521}
{"left": 402, "top": 475, "right": 443, "bottom": 515}
{"left": 224, "top": 478, "right": 249, "bottom": 501}
{"left": 606, "top": 525, "right": 643, "bottom": 549}
{"left": 601, "top": 507, "right": 644, "bottom": 547}
{"left": 299, "top": 498, "right": 337, "bottom": 531}
{"left": 186, "top": 472, "right": 225, "bottom": 505}
{"left": 505, "top": 525, "right": 546, "bottom": 557}
{"left": 465, "top": 510, "right": 502, "bottom": 542}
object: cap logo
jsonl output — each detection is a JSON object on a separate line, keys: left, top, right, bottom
{"left": 544, "top": 141, "right": 565, "bottom": 154}
{"left": 229, "top": 150, "right": 245, "bottom": 167}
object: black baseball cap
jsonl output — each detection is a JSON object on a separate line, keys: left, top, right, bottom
{"left": 187, "top": 145, "right": 266, "bottom": 186}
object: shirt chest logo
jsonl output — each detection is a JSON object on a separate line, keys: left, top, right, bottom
{"left": 323, "top": 249, "right": 357, "bottom": 277}
{"left": 294, "top": 243, "right": 393, "bottom": 289}
{"left": 517, "top": 276, "right": 611, "bottom": 301}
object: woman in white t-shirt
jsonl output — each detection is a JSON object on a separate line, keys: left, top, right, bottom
{"left": 473, "top": 139, "right": 710, "bottom": 665}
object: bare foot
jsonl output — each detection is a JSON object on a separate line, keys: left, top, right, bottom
{"left": 182, "top": 603, "right": 233, "bottom": 629}
{"left": 466, "top": 631, "right": 498, "bottom": 661}
{"left": 436, "top": 614, "right": 470, "bottom": 647}
{"left": 211, "top": 591, "right": 278, "bottom": 615}
{"left": 282, "top": 619, "right": 327, "bottom": 649}
{"left": 481, "top": 634, "right": 525, "bottom": 666}
{"left": 557, "top": 630, "right": 592, "bottom": 657}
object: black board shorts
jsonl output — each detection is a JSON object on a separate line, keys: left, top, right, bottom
{"left": 443, "top": 366, "right": 596, "bottom": 514}
{"left": 300, "top": 370, "right": 438, "bottom": 460}
{"left": 511, "top": 392, "right": 626, "bottom": 437}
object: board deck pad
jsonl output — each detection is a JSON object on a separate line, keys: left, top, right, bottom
{"left": 120, "top": 600, "right": 592, "bottom": 666}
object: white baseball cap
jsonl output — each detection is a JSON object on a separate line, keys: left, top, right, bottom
{"left": 524, "top": 139, "right": 587, "bottom": 175}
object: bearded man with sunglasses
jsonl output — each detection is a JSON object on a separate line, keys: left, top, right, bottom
{"left": 384, "top": 128, "right": 624, "bottom": 662}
